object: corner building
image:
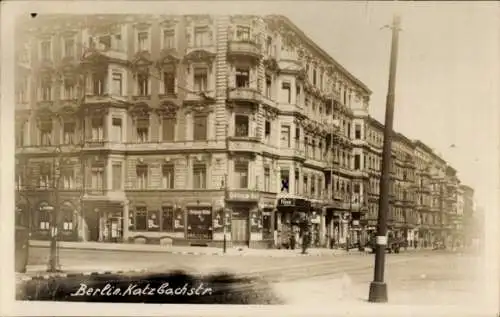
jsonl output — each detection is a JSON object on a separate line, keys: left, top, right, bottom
{"left": 15, "top": 14, "right": 371, "bottom": 248}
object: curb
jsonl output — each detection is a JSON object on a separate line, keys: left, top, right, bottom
{"left": 16, "top": 268, "right": 150, "bottom": 282}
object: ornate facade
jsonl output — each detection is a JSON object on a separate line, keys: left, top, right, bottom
{"left": 14, "top": 14, "right": 469, "bottom": 249}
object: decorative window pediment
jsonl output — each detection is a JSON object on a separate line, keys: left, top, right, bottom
{"left": 156, "top": 48, "right": 180, "bottom": 67}
{"left": 156, "top": 100, "right": 180, "bottom": 118}
{"left": 183, "top": 49, "right": 216, "bottom": 64}
{"left": 129, "top": 103, "right": 151, "bottom": 119}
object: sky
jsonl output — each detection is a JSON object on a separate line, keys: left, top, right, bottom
{"left": 6, "top": 1, "right": 500, "bottom": 208}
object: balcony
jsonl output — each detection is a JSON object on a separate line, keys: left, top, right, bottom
{"left": 82, "top": 44, "right": 127, "bottom": 64}
{"left": 227, "top": 40, "right": 261, "bottom": 61}
{"left": 227, "top": 87, "right": 262, "bottom": 104}
{"left": 280, "top": 147, "right": 306, "bottom": 160}
{"left": 83, "top": 140, "right": 126, "bottom": 152}
{"left": 83, "top": 94, "right": 128, "bottom": 107}
{"left": 225, "top": 189, "right": 260, "bottom": 202}
{"left": 183, "top": 91, "right": 216, "bottom": 106}
{"left": 126, "top": 139, "right": 223, "bottom": 152}
{"left": 227, "top": 136, "right": 261, "bottom": 154}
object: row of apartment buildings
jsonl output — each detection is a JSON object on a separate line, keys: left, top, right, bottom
{"left": 14, "top": 14, "right": 475, "bottom": 248}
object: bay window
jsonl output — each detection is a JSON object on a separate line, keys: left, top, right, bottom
{"left": 235, "top": 67, "right": 250, "bottom": 88}
{"left": 235, "top": 115, "right": 249, "bottom": 137}
{"left": 112, "top": 72, "right": 122, "bottom": 96}
{"left": 92, "top": 73, "right": 106, "bottom": 96}
{"left": 111, "top": 117, "right": 122, "bottom": 143}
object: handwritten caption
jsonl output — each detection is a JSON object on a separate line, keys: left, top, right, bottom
{"left": 71, "top": 282, "right": 213, "bottom": 297}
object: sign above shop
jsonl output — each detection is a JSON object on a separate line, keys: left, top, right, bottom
{"left": 227, "top": 191, "right": 259, "bottom": 201}
{"left": 188, "top": 209, "right": 211, "bottom": 215}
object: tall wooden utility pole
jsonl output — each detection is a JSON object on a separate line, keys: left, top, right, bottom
{"left": 368, "top": 14, "right": 401, "bottom": 303}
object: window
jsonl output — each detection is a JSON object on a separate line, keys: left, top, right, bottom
{"left": 136, "top": 165, "right": 148, "bottom": 189}
{"left": 136, "top": 118, "right": 149, "bottom": 142}
{"left": 236, "top": 25, "right": 250, "bottom": 41}
{"left": 194, "top": 26, "right": 210, "bottom": 47}
{"left": 295, "top": 169, "right": 300, "bottom": 195}
{"left": 63, "top": 121, "right": 75, "bottom": 144}
{"left": 280, "top": 125, "right": 290, "bottom": 148}
{"left": 91, "top": 166, "right": 104, "bottom": 190}
{"left": 112, "top": 72, "right": 122, "bottom": 96}
{"left": 92, "top": 73, "right": 105, "bottom": 95}
{"left": 355, "top": 124, "right": 361, "bottom": 139}
{"left": 39, "top": 165, "right": 51, "bottom": 189}
{"left": 16, "top": 122, "right": 25, "bottom": 147}
{"left": 137, "top": 73, "right": 149, "bottom": 96}
{"left": 193, "top": 163, "right": 207, "bottom": 189}
{"left": 234, "top": 161, "right": 248, "bottom": 188}
{"left": 266, "top": 36, "right": 273, "bottom": 55}
{"left": 38, "top": 204, "right": 50, "bottom": 230}
{"left": 161, "top": 207, "right": 174, "bottom": 231}
{"left": 91, "top": 117, "right": 104, "bottom": 141}
{"left": 138, "top": 31, "right": 149, "bottom": 51}
{"left": 264, "top": 167, "right": 270, "bottom": 192}
{"left": 147, "top": 209, "right": 160, "bottom": 231}
{"left": 134, "top": 207, "right": 148, "bottom": 231}
{"left": 17, "top": 77, "right": 28, "bottom": 103}
{"left": 40, "top": 40, "right": 51, "bottom": 60}
{"left": 264, "top": 120, "right": 271, "bottom": 142}
{"left": 61, "top": 168, "right": 75, "bottom": 189}
{"left": 163, "top": 29, "right": 175, "bottom": 49}
{"left": 193, "top": 68, "right": 208, "bottom": 92}
{"left": 64, "top": 38, "right": 74, "bottom": 57}
{"left": 40, "top": 78, "right": 52, "bottom": 101}
{"left": 265, "top": 74, "right": 272, "bottom": 98}
{"left": 311, "top": 175, "right": 316, "bottom": 196}
{"left": 162, "top": 117, "right": 176, "bottom": 141}
{"left": 163, "top": 71, "right": 176, "bottom": 95}
{"left": 112, "top": 163, "right": 122, "bottom": 190}
{"left": 235, "top": 115, "right": 249, "bottom": 137}
{"left": 235, "top": 67, "right": 250, "bottom": 88}
{"left": 303, "top": 175, "right": 308, "bottom": 195}
{"left": 63, "top": 79, "right": 74, "bottom": 99}
{"left": 111, "top": 117, "right": 122, "bottom": 143}
{"left": 98, "top": 35, "right": 111, "bottom": 49}
{"left": 296, "top": 84, "right": 301, "bottom": 102}
{"left": 282, "top": 81, "right": 291, "bottom": 103}
{"left": 193, "top": 115, "right": 207, "bottom": 141}
{"left": 280, "top": 169, "right": 289, "bottom": 193}
{"left": 162, "top": 164, "right": 175, "bottom": 189}
{"left": 40, "top": 129, "right": 52, "bottom": 146}
{"left": 295, "top": 127, "right": 300, "bottom": 148}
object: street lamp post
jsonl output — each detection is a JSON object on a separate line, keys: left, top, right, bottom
{"left": 368, "top": 14, "right": 401, "bottom": 303}
{"left": 48, "top": 146, "right": 62, "bottom": 273}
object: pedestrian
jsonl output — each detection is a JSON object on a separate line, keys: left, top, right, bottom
{"left": 290, "top": 231, "right": 296, "bottom": 250}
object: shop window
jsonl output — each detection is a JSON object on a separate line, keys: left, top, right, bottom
{"left": 262, "top": 210, "right": 273, "bottom": 239}
{"left": 134, "top": 206, "right": 147, "bottom": 231}
{"left": 38, "top": 202, "right": 51, "bottom": 230}
{"left": 148, "top": 209, "right": 160, "bottom": 231}
{"left": 186, "top": 208, "right": 212, "bottom": 240}
{"left": 61, "top": 204, "right": 74, "bottom": 231}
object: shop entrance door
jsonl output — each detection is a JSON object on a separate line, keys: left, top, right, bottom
{"left": 231, "top": 208, "right": 249, "bottom": 246}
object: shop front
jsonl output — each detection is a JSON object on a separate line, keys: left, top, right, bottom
{"left": 275, "top": 197, "right": 311, "bottom": 249}
{"left": 30, "top": 200, "right": 81, "bottom": 241}
{"left": 83, "top": 200, "right": 124, "bottom": 242}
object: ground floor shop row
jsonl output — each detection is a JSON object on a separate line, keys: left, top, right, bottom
{"left": 16, "top": 194, "right": 464, "bottom": 249}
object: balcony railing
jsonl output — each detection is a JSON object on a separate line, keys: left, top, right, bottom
{"left": 227, "top": 136, "right": 260, "bottom": 153}
{"left": 227, "top": 87, "right": 261, "bottom": 103}
{"left": 228, "top": 40, "right": 261, "bottom": 59}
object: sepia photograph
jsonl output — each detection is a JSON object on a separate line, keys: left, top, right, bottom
{"left": 1, "top": 1, "right": 498, "bottom": 316}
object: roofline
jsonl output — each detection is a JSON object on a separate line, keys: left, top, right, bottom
{"left": 273, "top": 15, "right": 372, "bottom": 95}
{"left": 412, "top": 140, "right": 447, "bottom": 164}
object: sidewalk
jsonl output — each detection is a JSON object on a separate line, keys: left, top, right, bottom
{"left": 29, "top": 240, "right": 366, "bottom": 258}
